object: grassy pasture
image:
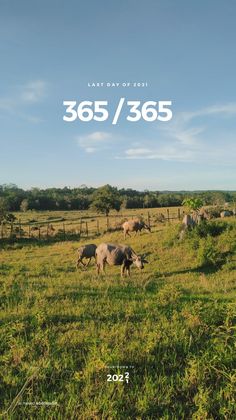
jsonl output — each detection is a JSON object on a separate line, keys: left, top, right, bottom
{"left": 0, "top": 216, "right": 236, "bottom": 419}
{"left": 5, "top": 207, "right": 182, "bottom": 241}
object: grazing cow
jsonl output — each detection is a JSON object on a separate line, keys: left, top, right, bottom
{"left": 179, "top": 212, "right": 207, "bottom": 240}
{"left": 182, "top": 212, "right": 207, "bottom": 228}
{"left": 77, "top": 244, "right": 97, "bottom": 268}
{"left": 95, "top": 243, "right": 148, "bottom": 277}
{"left": 220, "top": 210, "right": 233, "bottom": 218}
{"left": 199, "top": 209, "right": 211, "bottom": 220}
{"left": 122, "top": 219, "right": 151, "bottom": 239}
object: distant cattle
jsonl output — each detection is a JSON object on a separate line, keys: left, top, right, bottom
{"left": 220, "top": 210, "right": 233, "bottom": 218}
{"left": 95, "top": 243, "right": 148, "bottom": 277}
{"left": 182, "top": 214, "right": 201, "bottom": 228}
{"left": 199, "top": 209, "right": 211, "bottom": 220}
{"left": 122, "top": 219, "right": 151, "bottom": 239}
{"left": 179, "top": 212, "right": 207, "bottom": 240}
{"left": 77, "top": 244, "right": 97, "bottom": 268}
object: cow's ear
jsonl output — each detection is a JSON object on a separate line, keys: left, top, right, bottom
{"left": 142, "top": 259, "right": 149, "bottom": 264}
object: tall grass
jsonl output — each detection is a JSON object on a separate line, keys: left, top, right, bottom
{"left": 0, "top": 219, "right": 235, "bottom": 419}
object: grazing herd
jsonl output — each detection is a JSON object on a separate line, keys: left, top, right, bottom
{"left": 77, "top": 242, "right": 148, "bottom": 277}
{"left": 76, "top": 217, "right": 150, "bottom": 276}
{"left": 76, "top": 209, "right": 235, "bottom": 276}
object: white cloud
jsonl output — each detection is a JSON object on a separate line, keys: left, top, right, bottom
{"left": 0, "top": 79, "right": 47, "bottom": 122}
{"left": 117, "top": 102, "right": 236, "bottom": 165}
{"left": 20, "top": 80, "right": 46, "bottom": 104}
{"left": 86, "top": 131, "right": 111, "bottom": 141}
{"left": 77, "top": 131, "right": 113, "bottom": 153}
{"left": 182, "top": 103, "right": 236, "bottom": 122}
{"left": 84, "top": 147, "right": 96, "bottom": 153}
{"left": 124, "top": 147, "right": 194, "bottom": 161}
{"left": 125, "top": 148, "right": 152, "bottom": 156}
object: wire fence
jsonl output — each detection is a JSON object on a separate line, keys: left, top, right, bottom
{"left": 0, "top": 208, "right": 184, "bottom": 242}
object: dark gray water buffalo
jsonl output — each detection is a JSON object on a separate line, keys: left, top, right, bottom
{"left": 122, "top": 219, "right": 151, "bottom": 239}
{"left": 95, "top": 243, "right": 148, "bottom": 276}
{"left": 77, "top": 244, "right": 97, "bottom": 268}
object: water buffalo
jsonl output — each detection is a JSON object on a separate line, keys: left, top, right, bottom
{"left": 220, "top": 210, "right": 233, "bottom": 218}
{"left": 122, "top": 219, "right": 151, "bottom": 239}
{"left": 182, "top": 212, "right": 208, "bottom": 228}
{"left": 95, "top": 243, "right": 148, "bottom": 277}
{"left": 77, "top": 244, "right": 97, "bottom": 268}
{"left": 179, "top": 212, "right": 207, "bottom": 240}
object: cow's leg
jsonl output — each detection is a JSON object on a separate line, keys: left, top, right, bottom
{"left": 124, "top": 230, "right": 131, "bottom": 239}
{"left": 121, "top": 263, "right": 125, "bottom": 277}
{"left": 101, "top": 260, "right": 106, "bottom": 274}
{"left": 77, "top": 258, "right": 85, "bottom": 268}
{"left": 85, "top": 258, "right": 91, "bottom": 267}
{"left": 80, "top": 259, "right": 86, "bottom": 267}
{"left": 96, "top": 261, "right": 100, "bottom": 274}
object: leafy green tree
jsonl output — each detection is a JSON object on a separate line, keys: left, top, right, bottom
{"left": 0, "top": 197, "right": 16, "bottom": 223}
{"left": 182, "top": 197, "right": 203, "bottom": 213}
{"left": 0, "top": 198, "right": 8, "bottom": 222}
{"left": 90, "top": 185, "right": 121, "bottom": 216}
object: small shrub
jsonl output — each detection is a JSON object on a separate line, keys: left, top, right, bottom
{"left": 197, "top": 236, "right": 222, "bottom": 268}
{"left": 194, "top": 220, "right": 228, "bottom": 238}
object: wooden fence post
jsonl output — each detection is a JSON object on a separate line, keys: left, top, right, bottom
{"left": 63, "top": 223, "right": 66, "bottom": 240}
{"left": 10, "top": 221, "right": 13, "bottom": 238}
{"left": 38, "top": 227, "right": 41, "bottom": 240}
{"left": 97, "top": 219, "right": 99, "bottom": 234}
{"left": 147, "top": 211, "right": 151, "bottom": 229}
{"left": 28, "top": 224, "right": 31, "bottom": 238}
{"left": 47, "top": 223, "right": 49, "bottom": 239}
{"left": 80, "top": 218, "right": 83, "bottom": 235}
{"left": 85, "top": 222, "right": 88, "bottom": 236}
{"left": 178, "top": 208, "right": 181, "bottom": 220}
{"left": 1, "top": 222, "right": 3, "bottom": 239}
{"left": 106, "top": 216, "right": 109, "bottom": 230}
{"left": 167, "top": 209, "right": 170, "bottom": 222}
{"left": 19, "top": 219, "right": 22, "bottom": 238}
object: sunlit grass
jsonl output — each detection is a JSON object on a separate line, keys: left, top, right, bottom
{"left": 0, "top": 219, "right": 235, "bottom": 418}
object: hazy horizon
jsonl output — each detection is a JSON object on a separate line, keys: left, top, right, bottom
{"left": 1, "top": 182, "right": 235, "bottom": 194}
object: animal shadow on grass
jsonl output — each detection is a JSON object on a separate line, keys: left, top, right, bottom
{"left": 178, "top": 289, "right": 233, "bottom": 305}
{"left": 163, "top": 250, "right": 233, "bottom": 278}
{"left": 163, "top": 265, "right": 220, "bottom": 277}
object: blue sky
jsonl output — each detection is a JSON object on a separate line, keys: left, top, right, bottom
{"left": 0, "top": 0, "right": 236, "bottom": 190}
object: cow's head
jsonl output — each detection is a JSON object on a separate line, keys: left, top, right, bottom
{"left": 131, "top": 254, "right": 149, "bottom": 270}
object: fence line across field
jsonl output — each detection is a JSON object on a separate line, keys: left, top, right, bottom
{"left": 0, "top": 208, "right": 184, "bottom": 241}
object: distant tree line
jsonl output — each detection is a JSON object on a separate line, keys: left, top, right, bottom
{"left": 0, "top": 184, "right": 235, "bottom": 217}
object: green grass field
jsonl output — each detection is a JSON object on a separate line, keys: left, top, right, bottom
{"left": 0, "top": 215, "right": 236, "bottom": 419}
